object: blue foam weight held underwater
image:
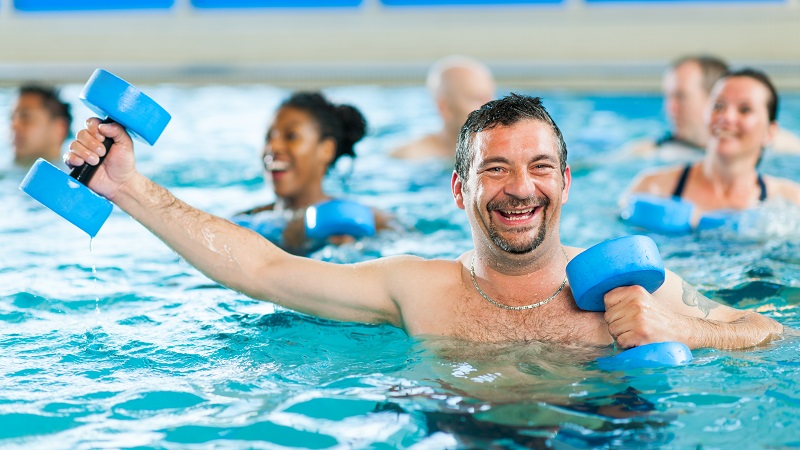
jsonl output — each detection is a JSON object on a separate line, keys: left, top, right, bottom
{"left": 697, "top": 209, "right": 740, "bottom": 231}
{"left": 596, "top": 341, "right": 693, "bottom": 371}
{"left": 621, "top": 194, "right": 694, "bottom": 234}
{"left": 232, "top": 212, "right": 287, "bottom": 243}
{"left": 305, "top": 199, "right": 376, "bottom": 241}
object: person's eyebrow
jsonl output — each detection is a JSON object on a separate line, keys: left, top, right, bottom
{"left": 476, "top": 155, "right": 510, "bottom": 169}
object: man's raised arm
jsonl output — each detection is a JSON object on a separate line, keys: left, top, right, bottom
{"left": 68, "top": 118, "right": 403, "bottom": 327}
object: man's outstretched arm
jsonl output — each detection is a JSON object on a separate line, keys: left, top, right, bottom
{"left": 68, "top": 118, "right": 404, "bottom": 327}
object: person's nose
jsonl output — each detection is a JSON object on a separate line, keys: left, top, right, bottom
{"left": 665, "top": 97, "right": 678, "bottom": 118}
{"left": 10, "top": 115, "right": 22, "bottom": 134}
{"left": 503, "top": 168, "right": 537, "bottom": 199}
{"left": 712, "top": 105, "right": 735, "bottom": 127}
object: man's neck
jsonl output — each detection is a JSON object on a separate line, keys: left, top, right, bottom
{"left": 469, "top": 240, "right": 569, "bottom": 309}
{"left": 672, "top": 129, "right": 707, "bottom": 150}
{"left": 15, "top": 148, "right": 62, "bottom": 167}
{"left": 474, "top": 238, "right": 566, "bottom": 278}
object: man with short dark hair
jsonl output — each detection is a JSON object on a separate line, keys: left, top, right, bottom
{"left": 10, "top": 84, "right": 72, "bottom": 166}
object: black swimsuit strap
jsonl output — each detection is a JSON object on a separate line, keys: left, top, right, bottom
{"left": 757, "top": 173, "right": 767, "bottom": 202}
{"left": 671, "top": 164, "right": 693, "bottom": 198}
{"left": 672, "top": 164, "right": 768, "bottom": 202}
{"left": 656, "top": 132, "right": 705, "bottom": 152}
{"left": 654, "top": 132, "right": 675, "bottom": 147}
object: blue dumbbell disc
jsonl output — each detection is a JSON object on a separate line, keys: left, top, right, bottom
{"left": 596, "top": 341, "right": 693, "bottom": 371}
{"left": 697, "top": 210, "right": 739, "bottom": 231}
{"left": 622, "top": 194, "right": 694, "bottom": 234}
{"left": 305, "top": 199, "right": 376, "bottom": 241}
{"left": 80, "top": 69, "right": 171, "bottom": 146}
{"left": 19, "top": 159, "right": 113, "bottom": 237}
{"left": 566, "top": 235, "right": 666, "bottom": 312}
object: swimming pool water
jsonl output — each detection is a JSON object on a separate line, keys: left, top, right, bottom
{"left": 2, "top": 84, "right": 800, "bottom": 448}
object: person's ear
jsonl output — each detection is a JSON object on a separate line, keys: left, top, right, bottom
{"left": 436, "top": 96, "right": 452, "bottom": 124}
{"left": 452, "top": 171, "right": 466, "bottom": 210}
{"left": 318, "top": 137, "right": 336, "bottom": 168}
{"left": 763, "top": 122, "right": 779, "bottom": 148}
{"left": 561, "top": 164, "right": 572, "bottom": 205}
{"left": 54, "top": 118, "right": 70, "bottom": 144}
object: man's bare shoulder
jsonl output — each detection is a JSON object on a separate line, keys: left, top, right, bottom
{"left": 376, "top": 254, "right": 464, "bottom": 283}
{"left": 389, "top": 134, "right": 451, "bottom": 160}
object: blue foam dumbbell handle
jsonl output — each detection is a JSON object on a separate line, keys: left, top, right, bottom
{"left": 305, "top": 199, "right": 376, "bottom": 241}
{"left": 19, "top": 69, "right": 170, "bottom": 237}
{"left": 621, "top": 194, "right": 693, "bottom": 234}
{"left": 566, "top": 235, "right": 666, "bottom": 312}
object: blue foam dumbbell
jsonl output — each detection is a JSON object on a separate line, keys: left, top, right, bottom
{"left": 621, "top": 194, "right": 694, "bottom": 234}
{"left": 566, "top": 235, "right": 693, "bottom": 369}
{"left": 697, "top": 210, "right": 739, "bottom": 232}
{"left": 19, "top": 69, "right": 171, "bottom": 237}
{"left": 304, "top": 199, "right": 376, "bottom": 241}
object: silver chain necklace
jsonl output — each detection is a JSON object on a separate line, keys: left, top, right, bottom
{"left": 469, "top": 248, "right": 568, "bottom": 311}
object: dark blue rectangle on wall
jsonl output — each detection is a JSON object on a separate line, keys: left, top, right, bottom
{"left": 191, "top": 0, "right": 361, "bottom": 7}
{"left": 15, "top": 0, "right": 174, "bottom": 11}
{"left": 382, "top": 0, "right": 562, "bottom": 5}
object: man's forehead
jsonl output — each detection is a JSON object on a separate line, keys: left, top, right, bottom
{"left": 16, "top": 94, "right": 46, "bottom": 109}
{"left": 474, "top": 119, "right": 554, "bottom": 142}
{"left": 472, "top": 120, "right": 558, "bottom": 158}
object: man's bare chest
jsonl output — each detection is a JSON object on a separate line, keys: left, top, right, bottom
{"left": 446, "top": 292, "right": 611, "bottom": 344}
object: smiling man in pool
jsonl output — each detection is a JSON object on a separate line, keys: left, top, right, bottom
{"left": 67, "top": 93, "right": 783, "bottom": 350}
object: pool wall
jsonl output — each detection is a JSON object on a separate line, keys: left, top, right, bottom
{"left": 0, "top": 0, "right": 798, "bottom": 90}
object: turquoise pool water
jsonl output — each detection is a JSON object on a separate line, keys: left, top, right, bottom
{"left": 2, "top": 83, "right": 800, "bottom": 449}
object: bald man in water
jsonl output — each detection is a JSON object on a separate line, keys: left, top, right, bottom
{"left": 391, "top": 55, "right": 496, "bottom": 160}
{"left": 67, "top": 93, "right": 782, "bottom": 350}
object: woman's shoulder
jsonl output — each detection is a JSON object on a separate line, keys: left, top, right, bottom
{"left": 629, "top": 163, "right": 691, "bottom": 195}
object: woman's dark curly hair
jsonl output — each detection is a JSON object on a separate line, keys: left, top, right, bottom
{"left": 280, "top": 92, "right": 367, "bottom": 168}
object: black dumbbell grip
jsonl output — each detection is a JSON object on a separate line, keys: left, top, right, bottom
{"left": 69, "top": 117, "right": 115, "bottom": 185}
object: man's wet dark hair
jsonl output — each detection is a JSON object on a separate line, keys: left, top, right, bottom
{"left": 280, "top": 91, "right": 367, "bottom": 168}
{"left": 455, "top": 93, "right": 567, "bottom": 182}
{"left": 720, "top": 68, "right": 779, "bottom": 123}
{"left": 19, "top": 84, "right": 72, "bottom": 131}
